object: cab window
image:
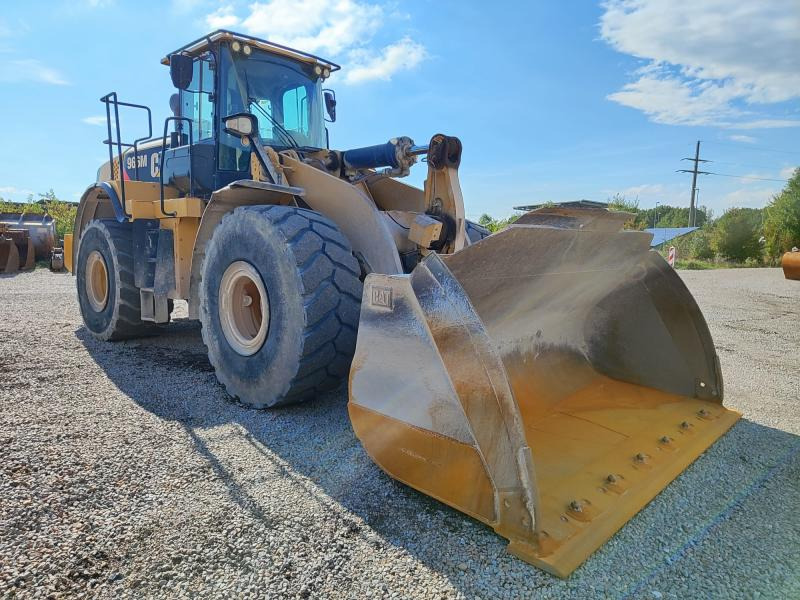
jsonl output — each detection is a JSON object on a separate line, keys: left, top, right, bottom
{"left": 180, "top": 57, "right": 214, "bottom": 140}
{"left": 282, "top": 86, "right": 308, "bottom": 135}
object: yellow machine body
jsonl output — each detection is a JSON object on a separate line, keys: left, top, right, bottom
{"left": 63, "top": 234, "right": 73, "bottom": 274}
{"left": 782, "top": 250, "right": 800, "bottom": 280}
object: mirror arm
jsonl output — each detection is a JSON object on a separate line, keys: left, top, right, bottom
{"left": 247, "top": 132, "right": 279, "bottom": 184}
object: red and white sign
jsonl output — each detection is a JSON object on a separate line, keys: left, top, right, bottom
{"left": 667, "top": 246, "right": 676, "bottom": 267}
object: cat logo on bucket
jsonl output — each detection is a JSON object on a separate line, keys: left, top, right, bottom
{"left": 370, "top": 285, "right": 393, "bottom": 309}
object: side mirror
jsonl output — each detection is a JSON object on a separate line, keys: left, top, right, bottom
{"left": 170, "top": 54, "right": 193, "bottom": 90}
{"left": 323, "top": 89, "right": 336, "bottom": 122}
{"left": 224, "top": 113, "right": 257, "bottom": 138}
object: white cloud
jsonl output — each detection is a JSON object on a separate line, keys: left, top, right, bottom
{"left": 205, "top": 0, "right": 427, "bottom": 83}
{"left": 600, "top": 0, "right": 800, "bottom": 128}
{"left": 722, "top": 186, "right": 779, "bottom": 208}
{"left": 0, "top": 186, "right": 34, "bottom": 197}
{"left": 0, "top": 59, "right": 68, "bottom": 85}
{"left": 618, "top": 183, "right": 665, "bottom": 198}
{"left": 206, "top": 4, "right": 240, "bottom": 28}
{"left": 737, "top": 173, "right": 771, "bottom": 185}
{"left": 240, "top": 0, "right": 382, "bottom": 55}
{"left": 345, "top": 37, "right": 426, "bottom": 84}
{"left": 728, "top": 119, "right": 800, "bottom": 130}
{"left": 728, "top": 135, "right": 756, "bottom": 144}
{"left": 779, "top": 166, "right": 797, "bottom": 180}
{"left": 82, "top": 115, "right": 108, "bottom": 126}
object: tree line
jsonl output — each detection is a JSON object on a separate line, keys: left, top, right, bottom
{"left": 0, "top": 190, "right": 78, "bottom": 241}
{"left": 479, "top": 168, "right": 800, "bottom": 265}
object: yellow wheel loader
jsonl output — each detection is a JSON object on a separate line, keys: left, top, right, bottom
{"left": 70, "top": 30, "right": 739, "bottom": 577}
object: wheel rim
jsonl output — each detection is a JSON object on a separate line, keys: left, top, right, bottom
{"left": 85, "top": 250, "right": 109, "bottom": 312}
{"left": 219, "top": 261, "right": 270, "bottom": 356}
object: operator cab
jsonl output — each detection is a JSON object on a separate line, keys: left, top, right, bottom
{"left": 107, "top": 30, "right": 339, "bottom": 200}
{"left": 162, "top": 30, "right": 338, "bottom": 197}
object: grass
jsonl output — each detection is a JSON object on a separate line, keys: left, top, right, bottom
{"left": 672, "top": 258, "right": 766, "bottom": 270}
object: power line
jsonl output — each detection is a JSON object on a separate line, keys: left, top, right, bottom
{"left": 703, "top": 172, "right": 789, "bottom": 183}
{"left": 707, "top": 159, "right": 795, "bottom": 170}
{"left": 677, "top": 142, "right": 791, "bottom": 225}
{"left": 701, "top": 140, "right": 800, "bottom": 156}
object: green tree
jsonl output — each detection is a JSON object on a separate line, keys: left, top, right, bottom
{"left": 478, "top": 212, "right": 520, "bottom": 233}
{"left": 673, "top": 226, "right": 715, "bottom": 260}
{"left": 607, "top": 194, "right": 645, "bottom": 229}
{"left": 712, "top": 208, "right": 763, "bottom": 262}
{"left": 763, "top": 167, "right": 800, "bottom": 258}
{"left": 606, "top": 195, "right": 709, "bottom": 230}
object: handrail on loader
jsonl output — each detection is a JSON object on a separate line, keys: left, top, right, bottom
{"left": 100, "top": 92, "right": 154, "bottom": 218}
{"left": 158, "top": 117, "right": 194, "bottom": 218}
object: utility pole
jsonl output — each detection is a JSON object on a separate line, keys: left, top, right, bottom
{"left": 677, "top": 141, "right": 711, "bottom": 227}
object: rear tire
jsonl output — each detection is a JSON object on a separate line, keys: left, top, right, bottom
{"left": 200, "top": 205, "right": 362, "bottom": 408}
{"left": 76, "top": 220, "right": 156, "bottom": 340}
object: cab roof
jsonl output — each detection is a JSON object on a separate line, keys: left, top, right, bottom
{"left": 160, "top": 29, "right": 341, "bottom": 72}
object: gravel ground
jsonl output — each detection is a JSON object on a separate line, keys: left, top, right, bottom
{"left": 1, "top": 267, "right": 798, "bottom": 599}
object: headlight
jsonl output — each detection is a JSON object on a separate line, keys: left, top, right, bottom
{"left": 322, "top": 68, "right": 330, "bottom": 78}
{"left": 242, "top": 44, "right": 251, "bottom": 56}
{"left": 231, "top": 41, "right": 241, "bottom": 52}
{"left": 314, "top": 65, "right": 322, "bottom": 76}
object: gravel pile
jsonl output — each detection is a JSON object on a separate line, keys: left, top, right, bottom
{"left": 0, "top": 267, "right": 798, "bottom": 598}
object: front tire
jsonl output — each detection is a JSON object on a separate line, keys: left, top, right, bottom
{"left": 200, "top": 206, "right": 362, "bottom": 408}
{"left": 76, "top": 220, "right": 155, "bottom": 340}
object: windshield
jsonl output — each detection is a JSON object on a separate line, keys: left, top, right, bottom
{"left": 223, "top": 45, "right": 326, "bottom": 149}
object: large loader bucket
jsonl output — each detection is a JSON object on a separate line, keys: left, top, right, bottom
{"left": 349, "top": 210, "right": 739, "bottom": 577}
{"left": 782, "top": 250, "right": 800, "bottom": 280}
{"left": 0, "top": 213, "right": 56, "bottom": 261}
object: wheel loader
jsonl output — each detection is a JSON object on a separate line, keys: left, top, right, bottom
{"left": 68, "top": 30, "right": 739, "bottom": 577}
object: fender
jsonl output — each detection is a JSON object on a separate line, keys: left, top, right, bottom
{"left": 281, "top": 155, "right": 403, "bottom": 275}
{"left": 71, "top": 184, "right": 125, "bottom": 275}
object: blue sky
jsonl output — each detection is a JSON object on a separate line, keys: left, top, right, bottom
{"left": 0, "top": 0, "right": 798, "bottom": 221}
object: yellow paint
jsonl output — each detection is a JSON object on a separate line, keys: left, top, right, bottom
{"left": 103, "top": 182, "right": 203, "bottom": 297}
{"left": 348, "top": 402, "right": 497, "bottom": 523}
{"left": 63, "top": 234, "right": 73, "bottom": 274}
{"left": 159, "top": 217, "right": 200, "bottom": 298}
{"left": 782, "top": 251, "right": 800, "bottom": 280}
{"left": 516, "top": 376, "right": 739, "bottom": 577}
{"left": 350, "top": 374, "right": 740, "bottom": 578}
{"left": 107, "top": 181, "right": 205, "bottom": 220}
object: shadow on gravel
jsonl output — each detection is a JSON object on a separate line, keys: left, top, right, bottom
{"left": 76, "top": 319, "right": 800, "bottom": 597}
